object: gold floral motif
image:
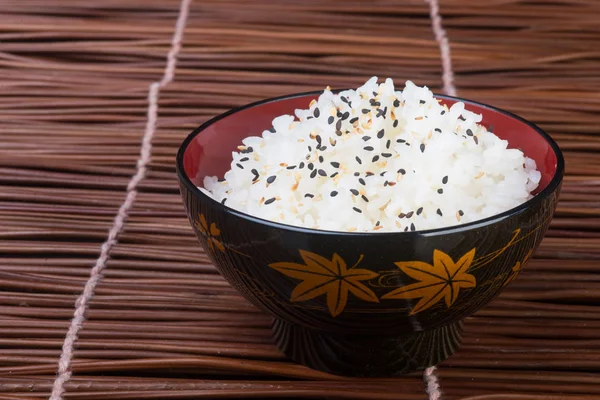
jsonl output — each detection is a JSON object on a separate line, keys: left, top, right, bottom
{"left": 269, "top": 250, "right": 379, "bottom": 317}
{"left": 382, "top": 249, "right": 477, "bottom": 315}
{"left": 504, "top": 249, "right": 533, "bottom": 286}
{"left": 195, "top": 213, "right": 225, "bottom": 253}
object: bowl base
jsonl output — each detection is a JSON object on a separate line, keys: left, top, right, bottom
{"left": 272, "top": 318, "right": 463, "bottom": 377}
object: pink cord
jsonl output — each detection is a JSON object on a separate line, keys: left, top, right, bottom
{"left": 425, "top": 0, "right": 457, "bottom": 97}
{"left": 424, "top": 366, "right": 443, "bottom": 400}
{"left": 49, "top": 1, "right": 192, "bottom": 399}
{"left": 422, "top": 0, "right": 455, "bottom": 396}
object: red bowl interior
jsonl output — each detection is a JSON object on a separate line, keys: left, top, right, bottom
{"left": 183, "top": 94, "right": 558, "bottom": 195}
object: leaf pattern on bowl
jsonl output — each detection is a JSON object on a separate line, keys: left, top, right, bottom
{"left": 195, "top": 213, "right": 225, "bottom": 253}
{"left": 504, "top": 248, "right": 533, "bottom": 286}
{"left": 382, "top": 249, "right": 477, "bottom": 315}
{"left": 269, "top": 250, "right": 379, "bottom": 317}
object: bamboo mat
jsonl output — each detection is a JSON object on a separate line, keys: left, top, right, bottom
{"left": 1, "top": 0, "right": 599, "bottom": 399}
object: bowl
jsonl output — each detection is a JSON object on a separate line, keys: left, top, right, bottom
{"left": 176, "top": 90, "right": 564, "bottom": 376}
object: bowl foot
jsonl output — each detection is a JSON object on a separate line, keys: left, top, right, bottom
{"left": 272, "top": 318, "right": 463, "bottom": 377}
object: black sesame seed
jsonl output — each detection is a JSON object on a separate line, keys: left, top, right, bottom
{"left": 330, "top": 190, "right": 338, "bottom": 197}
{"left": 355, "top": 156, "right": 362, "bottom": 165}
{"left": 441, "top": 110, "right": 446, "bottom": 115}
{"left": 354, "top": 172, "right": 360, "bottom": 177}
{"left": 239, "top": 157, "right": 249, "bottom": 162}
{"left": 361, "top": 195, "right": 369, "bottom": 202}
{"left": 268, "top": 127, "right": 276, "bottom": 133}
{"left": 305, "top": 193, "right": 314, "bottom": 198}
{"left": 320, "top": 145, "right": 328, "bottom": 152}
{"left": 459, "top": 116, "right": 466, "bottom": 121}
{"left": 380, "top": 171, "right": 387, "bottom": 176}
{"left": 417, "top": 207, "right": 423, "bottom": 215}
{"left": 474, "top": 136, "right": 479, "bottom": 145}
{"left": 437, "top": 208, "right": 443, "bottom": 216}
{"left": 267, "top": 175, "right": 277, "bottom": 184}
{"left": 441, "top": 176, "right": 449, "bottom": 185}
{"left": 398, "top": 168, "right": 406, "bottom": 175}
{"left": 381, "top": 153, "right": 392, "bottom": 158}
{"left": 393, "top": 99, "right": 400, "bottom": 107}
{"left": 318, "top": 169, "right": 327, "bottom": 177}
{"left": 308, "top": 163, "right": 314, "bottom": 170}
{"left": 377, "top": 129, "right": 385, "bottom": 139}
{"left": 405, "top": 142, "right": 411, "bottom": 146}
{"left": 316, "top": 135, "right": 322, "bottom": 144}
{"left": 313, "top": 108, "right": 320, "bottom": 118}
{"left": 337, "top": 110, "right": 343, "bottom": 118}
{"left": 286, "top": 165, "right": 296, "bottom": 170}
{"left": 299, "top": 162, "right": 305, "bottom": 169}
{"left": 372, "top": 91, "right": 378, "bottom": 96}
{"left": 350, "top": 189, "right": 359, "bottom": 196}
{"left": 364, "top": 146, "right": 374, "bottom": 151}
{"left": 221, "top": 198, "right": 227, "bottom": 205}
{"left": 341, "top": 96, "right": 348, "bottom": 103}
{"left": 383, "top": 181, "right": 388, "bottom": 187}
{"left": 308, "top": 145, "right": 312, "bottom": 152}
{"left": 218, "top": 177, "right": 226, "bottom": 182}
{"left": 342, "top": 111, "right": 350, "bottom": 120}
{"left": 330, "top": 172, "right": 339, "bottom": 178}
{"left": 336, "top": 120, "right": 342, "bottom": 131}
{"left": 406, "top": 211, "right": 414, "bottom": 218}
{"left": 386, "top": 139, "right": 391, "bottom": 149}
{"left": 330, "top": 161, "right": 340, "bottom": 168}
{"left": 410, "top": 223, "right": 416, "bottom": 231}
{"left": 466, "top": 129, "right": 474, "bottom": 137}
{"left": 434, "top": 128, "right": 442, "bottom": 133}
{"left": 419, "top": 100, "right": 426, "bottom": 104}
{"left": 236, "top": 163, "right": 244, "bottom": 169}
{"left": 353, "top": 207, "right": 362, "bottom": 213}
{"left": 404, "top": 226, "right": 409, "bottom": 232}
{"left": 316, "top": 144, "right": 322, "bottom": 151}
{"left": 264, "top": 197, "right": 276, "bottom": 205}
{"left": 376, "top": 220, "right": 381, "bottom": 226}
{"left": 437, "top": 188, "right": 444, "bottom": 194}
{"left": 420, "top": 143, "right": 426, "bottom": 153}
{"left": 328, "top": 116, "right": 334, "bottom": 124}
{"left": 319, "top": 155, "right": 324, "bottom": 163}
{"left": 372, "top": 155, "right": 380, "bottom": 162}
{"left": 376, "top": 108, "right": 386, "bottom": 118}
{"left": 251, "top": 168, "right": 259, "bottom": 176}
{"left": 362, "top": 136, "right": 371, "bottom": 142}
{"left": 358, "top": 178, "right": 366, "bottom": 185}
{"left": 396, "top": 139, "right": 406, "bottom": 143}
{"left": 398, "top": 213, "right": 406, "bottom": 218}
{"left": 310, "top": 169, "right": 317, "bottom": 179}
{"left": 306, "top": 116, "right": 313, "bottom": 120}
{"left": 458, "top": 210, "right": 464, "bottom": 216}
{"left": 362, "top": 109, "right": 370, "bottom": 114}
{"left": 393, "top": 120, "right": 399, "bottom": 128}
{"left": 349, "top": 117, "right": 359, "bottom": 124}
{"left": 335, "top": 130, "right": 343, "bottom": 136}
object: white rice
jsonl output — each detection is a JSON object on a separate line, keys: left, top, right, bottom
{"left": 200, "top": 77, "right": 541, "bottom": 232}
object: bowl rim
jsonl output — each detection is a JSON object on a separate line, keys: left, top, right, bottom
{"left": 176, "top": 89, "right": 565, "bottom": 237}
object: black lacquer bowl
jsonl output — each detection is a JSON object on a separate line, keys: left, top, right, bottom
{"left": 176, "top": 91, "right": 564, "bottom": 376}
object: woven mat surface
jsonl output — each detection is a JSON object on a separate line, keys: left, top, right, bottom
{"left": 1, "top": 1, "right": 599, "bottom": 399}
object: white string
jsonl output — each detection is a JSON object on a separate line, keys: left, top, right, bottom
{"left": 49, "top": 1, "right": 192, "bottom": 398}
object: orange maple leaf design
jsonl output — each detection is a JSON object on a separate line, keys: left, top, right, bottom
{"left": 504, "top": 249, "right": 533, "bottom": 286}
{"left": 195, "top": 213, "right": 225, "bottom": 252}
{"left": 382, "top": 249, "right": 477, "bottom": 315}
{"left": 269, "top": 250, "right": 379, "bottom": 317}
